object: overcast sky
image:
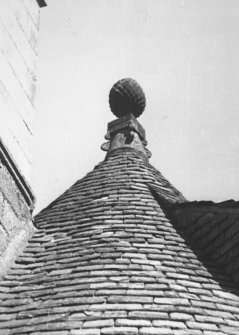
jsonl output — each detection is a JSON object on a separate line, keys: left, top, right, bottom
{"left": 33, "top": 0, "right": 239, "bottom": 213}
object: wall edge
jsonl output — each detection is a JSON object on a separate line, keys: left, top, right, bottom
{"left": 0, "top": 137, "right": 35, "bottom": 209}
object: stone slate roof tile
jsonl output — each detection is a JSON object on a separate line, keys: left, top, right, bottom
{"left": 0, "top": 151, "right": 238, "bottom": 334}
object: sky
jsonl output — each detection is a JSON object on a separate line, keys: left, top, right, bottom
{"left": 33, "top": 0, "right": 239, "bottom": 213}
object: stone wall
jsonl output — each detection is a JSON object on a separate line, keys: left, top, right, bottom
{"left": 0, "top": 156, "right": 35, "bottom": 278}
{"left": 0, "top": 0, "right": 41, "bottom": 184}
{"left": 0, "top": 0, "right": 46, "bottom": 277}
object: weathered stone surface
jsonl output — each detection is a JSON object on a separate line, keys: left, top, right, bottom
{"left": 170, "top": 313, "right": 193, "bottom": 321}
{"left": 0, "top": 159, "right": 35, "bottom": 278}
{"left": 115, "top": 319, "right": 151, "bottom": 327}
{"left": 83, "top": 320, "right": 114, "bottom": 329}
{"left": 70, "top": 330, "right": 100, "bottom": 335}
{"left": 0, "top": 0, "right": 40, "bottom": 182}
{"left": 140, "top": 328, "right": 173, "bottom": 335}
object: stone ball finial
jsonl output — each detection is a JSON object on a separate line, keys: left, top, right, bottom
{"left": 109, "top": 78, "right": 146, "bottom": 118}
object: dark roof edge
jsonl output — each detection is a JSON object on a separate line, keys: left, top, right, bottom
{"left": 0, "top": 137, "right": 35, "bottom": 208}
{"left": 170, "top": 199, "right": 239, "bottom": 214}
{"left": 36, "top": 0, "right": 47, "bottom": 8}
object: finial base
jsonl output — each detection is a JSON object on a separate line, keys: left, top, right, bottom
{"left": 101, "top": 114, "right": 151, "bottom": 160}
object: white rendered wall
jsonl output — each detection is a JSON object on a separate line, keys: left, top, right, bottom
{"left": 0, "top": 0, "right": 40, "bottom": 184}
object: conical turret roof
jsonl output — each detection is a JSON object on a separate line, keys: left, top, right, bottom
{"left": 0, "top": 79, "right": 239, "bottom": 335}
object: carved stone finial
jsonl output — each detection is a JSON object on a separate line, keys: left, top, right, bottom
{"left": 109, "top": 78, "right": 146, "bottom": 118}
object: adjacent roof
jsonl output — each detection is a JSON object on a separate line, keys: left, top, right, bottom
{"left": 169, "top": 200, "right": 239, "bottom": 286}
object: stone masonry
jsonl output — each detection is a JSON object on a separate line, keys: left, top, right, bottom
{"left": 0, "top": 155, "right": 35, "bottom": 278}
{"left": 0, "top": 0, "right": 46, "bottom": 277}
{"left": 0, "top": 0, "right": 46, "bottom": 182}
